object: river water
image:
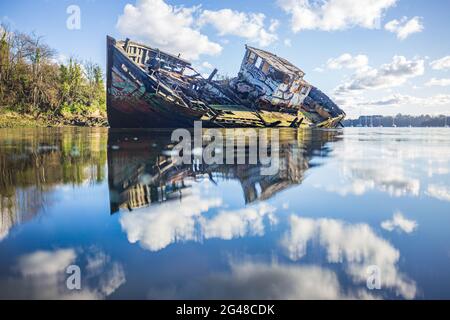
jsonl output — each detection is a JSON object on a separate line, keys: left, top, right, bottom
{"left": 0, "top": 127, "right": 449, "bottom": 300}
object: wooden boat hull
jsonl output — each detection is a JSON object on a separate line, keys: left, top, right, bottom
{"left": 106, "top": 36, "right": 345, "bottom": 129}
{"left": 107, "top": 37, "right": 205, "bottom": 128}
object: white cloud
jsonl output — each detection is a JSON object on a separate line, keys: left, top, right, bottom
{"left": 51, "top": 53, "right": 69, "bottom": 65}
{"left": 385, "top": 17, "right": 424, "bottom": 40}
{"left": 198, "top": 9, "right": 278, "bottom": 47}
{"left": 147, "top": 259, "right": 375, "bottom": 299}
{"left": 361, "top": 93, "right": 450, "bottom": 107}
{"left": 425, "top": 78, "right": 450, "bottom": 87}
{"left": 201, "top": 61, "right": 213, "bottom": 70}
{"left": 116, "top": 1, "right": 281, "bottom": 57}
{"left": 200, "top": 203, "right": 277, "bottom": 240}
{"left": 312, "top": 139, "right": 426, "bottom": 198}
{"left": 269, "top": 19, "right": 280, "bottom": 33}
{"left": 314, "top": 67, "right": 325, "bottom": 73}
{"left": 327, "top": 53, "right": 369, "bottom": 70}
{"left": 312, "top": 131, "right": 450, "bottom": 200}
{"left": 426, "top": 163, "right": 450, "bottom": 177}
{"left": 281, "top": 215, "right": 417, "bottom": 299}
{"left": 362, "top": 94, "right": 415, "bottom": 106}
{"left": 423, "top": 94, "right": 450, "bottom": 105}
{"left": 335, "top": 55, "right": 425, "bottom": 95}
{"left": 426, "top": 184, "right": 450, "bottom": 202}
{"left": 381, "top": 212, "right": 418, "bottom": 233}
{"left": 98, "top": 263, "right": 126, "bottom": 296}
{"left": 430, "top": 56, "right": 450, "bottom": 70}
{"left": 119, "top": 191, "right": 222, "bottom": 252}
{"left": 116, "top": 0, "right": 222, "bottom": 60}
{"left": 119, "top": 180, "right": 278, "bottom": 251}
{"left": 86, "top": 248, "right": 110, "bottom": 275}
{"left": 5, "top": 248, "right": 126, "bottom": 299}
{"left": 283, "top": 38, "right": 292, "bottom": 47}
{"left": 18, "top": 249, "right": 77, "bottom": 277}
{"left": 332, "top": 95, "right": 361, "bottom": 110}
{"left": 194, "top": 261, "right": 373, "bottom": 300}
{"left": 318, "top": 168, "right": 421, "bottom": 197}
{"left": 278, "top": 0, "right": 397, "bottom": 33}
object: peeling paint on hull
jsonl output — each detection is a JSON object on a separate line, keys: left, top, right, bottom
{"left": 107, "top": 37, "right": 205, "bottom": 128}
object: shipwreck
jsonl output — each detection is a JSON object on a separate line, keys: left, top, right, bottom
{"left": 106, "top": 36, "right": 346, "bottom": 128}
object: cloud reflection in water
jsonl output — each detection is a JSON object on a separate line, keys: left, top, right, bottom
{"left": 147, "top": 260, "right": 376, "bottom": 300}
{"left": 280, "top": 215, "right": 417, "bottom": 299}
{"left": 0, "top": 248, "right": 125, "bottom": 300}
{"left": 381, "top": 212, "right": 418, "bottom": 233}
{"left": 119, "top": 180, "right": 278, "bottom": 251}
{"left": 313, "top": 129, "right": 450, "bottom": 199}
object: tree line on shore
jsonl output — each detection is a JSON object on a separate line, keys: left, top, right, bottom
{"left": 343, "top": 114, "right": 450, "bottom": 127}
{"left": 0, "top": 24, "right": 106, "bottom": 119}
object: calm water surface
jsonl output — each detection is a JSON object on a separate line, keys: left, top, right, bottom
{"left": 0, "top": 127, "right": 449, "bottom": 300}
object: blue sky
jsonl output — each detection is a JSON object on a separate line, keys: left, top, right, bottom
{"left": 1, "top": 0, "right": 450, "bottom": 118}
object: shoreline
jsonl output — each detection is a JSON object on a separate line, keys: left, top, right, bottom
{"left": 1, "top": 110, "right": 449, "bottom": 129}
{"left": 0, "top": 110, "right": 108, "bottom": 128}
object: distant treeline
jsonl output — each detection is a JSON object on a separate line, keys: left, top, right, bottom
{"left": 0, "top": 24, "right": 105, "bottom": 118}
{"left": 343, "top": 114, "right": 450, "bottom": 127}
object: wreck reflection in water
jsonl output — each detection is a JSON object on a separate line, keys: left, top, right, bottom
{"left": 107, "top": 128, "right": 339, "bottom": 213}
{"left": 0, "top": 128, "right": 107, "bottom": 241}
{"left": 1, "top": 128, "right": 450, "bottom": 299}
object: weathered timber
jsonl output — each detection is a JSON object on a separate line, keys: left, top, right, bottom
{"left": 106, "top": 36, "right": 346, "bottom": 128}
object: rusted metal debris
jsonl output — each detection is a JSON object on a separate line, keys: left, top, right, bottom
{"left": 106, "top": 36, "right": 346, "bottom": 128}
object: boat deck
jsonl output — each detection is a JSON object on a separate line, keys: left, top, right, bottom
{"left": 202, "top": 106, "right": 312, "bottom": 128}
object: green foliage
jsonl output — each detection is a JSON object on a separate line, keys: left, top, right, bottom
{"left": 0, "top": 31, "right": 10, "bottom": 79}
{"left": 0, "top": 25, "right": 106, "bottom": 119}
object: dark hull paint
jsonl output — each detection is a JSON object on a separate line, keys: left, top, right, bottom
{"left": 107, "top": 37, "right": 205, "bottom": 128}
